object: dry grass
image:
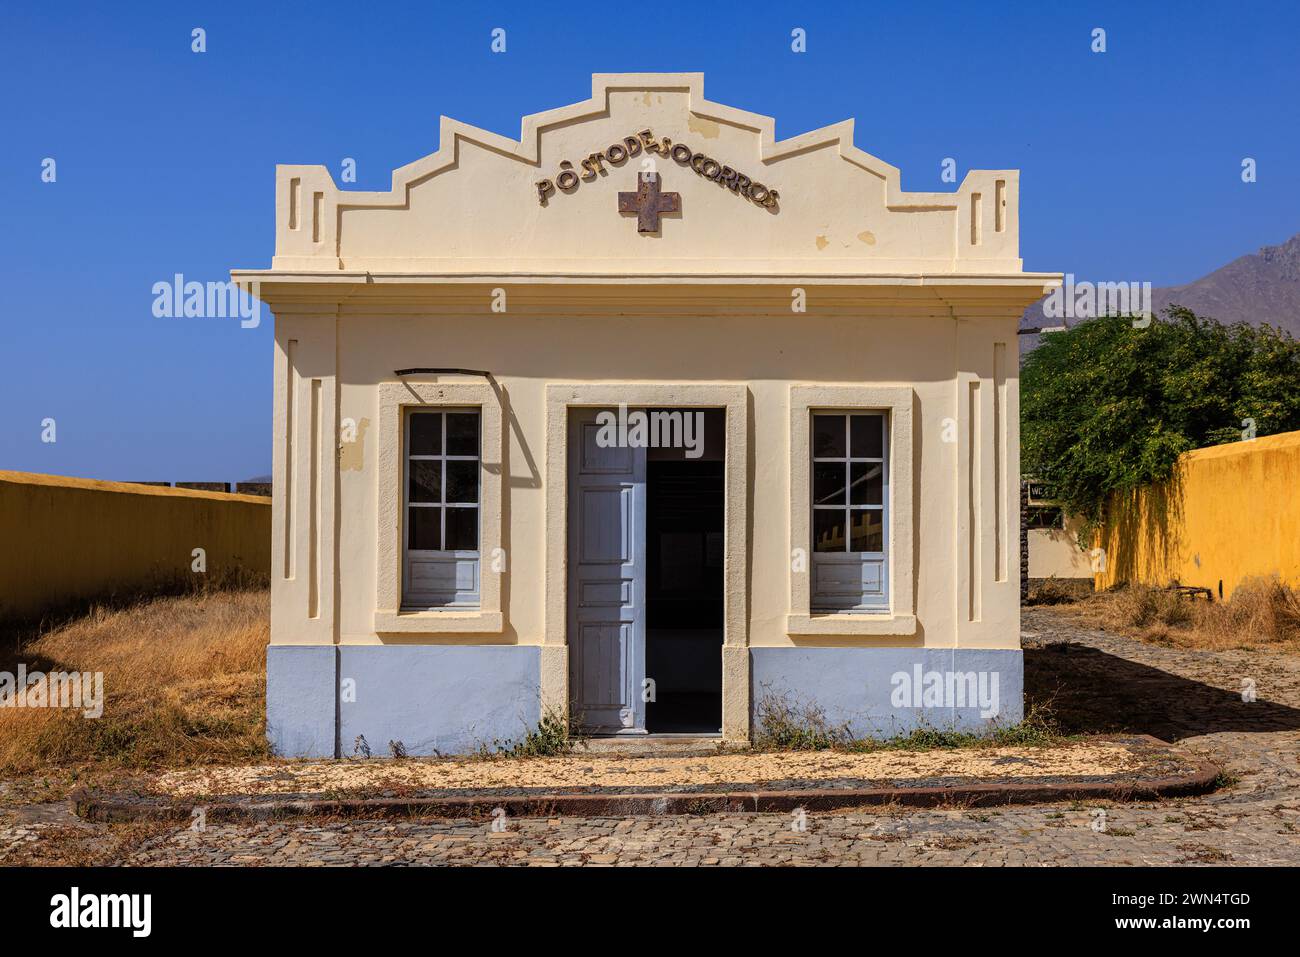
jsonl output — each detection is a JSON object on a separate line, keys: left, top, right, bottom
{"left": 0, "top": 589, "right": 270, "bottom": 775}
{"left": 1026, "top": 577, "right": 1094, "bottom": 605}
{"left": 1195, "top": 576, "right": 1300, "bottom": 648}
{"left": 1045, "top": 575, "right": 1300, "bottom": 651}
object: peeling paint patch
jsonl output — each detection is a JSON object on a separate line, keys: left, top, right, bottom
{"left": 340, "top": 417, "right": 370, "bottom": 472}
{"left": 815, "top": 235, "right": 830, "bottom": 251}
{"left": 857, "top": 230, "right": 877, "bottom": 246}
{"left": 688, "top": 115, "right": 721, "bottom": 139}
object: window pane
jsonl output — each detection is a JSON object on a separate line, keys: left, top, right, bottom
{"left": 849, "top": 462, "right": 883, "bottom": 505}
{"left": 813, "top": 462, "right": 847, "bottom": 506}
{"left": 813, "top": 508, "right": 846, "bottom": 553}
{"left": 849, "top": 509, "right": 883, "bottom": 552}
{"left": 408, "top": 507, "right": 441, "bottom": 550}
{"left": 447, "top": 412, "right": 479, "bottom": 456}
{"left": 409, "top": 412, "right": 442, "bottom": 455}
{"left": 445, "top": 507, "right": 479, "bottom": 550}
{"left": 409, "top": 460, "right": 441, "bottom": 503}
{"left": 812, "top": 414, "right": 845, "bottom": 458}
{"left": 851, "top": 414, "right": 883, "bottom": 458}
{"left": 445, "top": 460, "right": 479, "bottom": 504}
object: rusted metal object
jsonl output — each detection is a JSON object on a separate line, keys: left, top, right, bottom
{"left": 617, "top": 172, "right": 681, "bottom": 233}
{"left": 1169, "top": 581, "right": 1214, "bottom": 601}
{"left": 538, "top": 128, "right": 779, "bottom": 211}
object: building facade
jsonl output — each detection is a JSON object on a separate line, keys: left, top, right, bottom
{"left": 235, "top": 74, "right": 1059, "bottom": 757}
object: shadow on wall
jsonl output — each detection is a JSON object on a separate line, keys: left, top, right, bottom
{"left": 1101, "top": 465, "right": 1187, "bottom": 588}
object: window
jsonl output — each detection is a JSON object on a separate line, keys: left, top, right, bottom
{"left": 376, "top": 381, "right": 502, "bottom": 633}
{"left": 787, "top": 385, "right": 913, "bottom": 635}
{"left": 811, "top": 411, "right": 888, "bottom": 612}
{"left": 1026, "top": 505, "right": 1064, "bottom": 530}
{"left": 404, "top": 408, "right": 481, "bottom": 608}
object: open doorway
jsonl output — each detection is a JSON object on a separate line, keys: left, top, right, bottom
{"left": 645, "top": 409, "right": 725, "bottom": 733}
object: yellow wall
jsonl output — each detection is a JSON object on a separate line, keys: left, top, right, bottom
{"left": 1095, "top": 430, "right": 1300, "bottom": 598}
{"left": 0, "top": 471, "right": 271, "bottom": 622}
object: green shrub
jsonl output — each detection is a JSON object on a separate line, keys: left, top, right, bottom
{"left": 755, "top": 692, "right": 1063, "bottom": 752}
{"left": 1022, "top": 308, "right": 1300, "bottom": 545}
{"left": 754, "top": 695, "right": 853, "bottom": 750}
{"left": 489, "top": 710, "right": 578, "bottom": 758}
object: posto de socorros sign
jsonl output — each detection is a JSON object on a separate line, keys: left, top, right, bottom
{"left": 535, "top": 129, "right": 780, "bottom": 211}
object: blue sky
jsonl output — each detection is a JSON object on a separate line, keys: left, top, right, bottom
{"left": 2, "top": 0, "right": 1296, "bottom": 481}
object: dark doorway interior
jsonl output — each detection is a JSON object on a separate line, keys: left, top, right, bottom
{"left": 645, "top": 409, "right": 725, "bottom": 733}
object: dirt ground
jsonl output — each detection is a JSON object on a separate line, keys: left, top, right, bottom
{"left": 4, "top": 605, "right": 1298, "bottom": 866}
{"left": 151, "top": 741, "right": 1143, "bottom": 798}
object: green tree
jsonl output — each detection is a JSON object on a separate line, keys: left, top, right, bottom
{"left": 1021, "top": 307, "right": 1300, "bottom": 541}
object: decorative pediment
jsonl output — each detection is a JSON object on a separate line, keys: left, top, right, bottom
{"left": 265, "top": 73, "right": 1025, "bottom": 278}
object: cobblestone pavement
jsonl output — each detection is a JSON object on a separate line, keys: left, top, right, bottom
{"left": 8, "top": 609, "right": 1300, "bottom": 866}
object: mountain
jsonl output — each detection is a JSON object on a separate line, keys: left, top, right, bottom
{"left": 1020, "top": 232, "right": 1300, "bottom": 354}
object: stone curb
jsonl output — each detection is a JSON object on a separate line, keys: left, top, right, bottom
{"left": 71, "top": 754, "right": 1223, "bottom": 823}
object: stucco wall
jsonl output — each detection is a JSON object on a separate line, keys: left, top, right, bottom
{"left": 0, "top": 471, "right": 271, "bottom": 622}
{"left": 242, "top": 72, "right": 1054, "bottom": 750}
{"left": 264, "top": 306, "right": 1022, "bottom": 752}
{"left": 1028, "top": 523, "right": 1092, "bottom": 580}
{"left": 1095, "top": 430, "right": 1300, "bottom": 598}
{"left": 258, "top": 74, "right": 1028, "bottom": 278}
{"left": 270, "top": 306, "right": 1022, "bottom": 656}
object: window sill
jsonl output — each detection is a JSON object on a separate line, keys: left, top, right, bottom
{"left": 374, "top": 609, "right": 504, "bottom": 635}
{"left": 786, "top": 613, "right": 917, "bottom": 637}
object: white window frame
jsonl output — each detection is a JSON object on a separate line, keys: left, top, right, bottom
{"left": 787, "top": 385, "right": 916, "bottom": 637}
{"left": 810, "top": 410, "right": 889, "bottom": 613}
{"left": 403, "top": 407, "right": 482, "bottom": 610}
{"left": 375, "top": 380, "right": 503, "bottom": 635}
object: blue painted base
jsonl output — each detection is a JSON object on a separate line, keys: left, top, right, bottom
{"left": 266, "top": 645, "right": 337, "bottom": 759}
{"left": 269, "top": 644, "right": 1022, "bottom": 756}
{"left": 267, "top": 645, "right": 542, "bottom": 758}
{"left": 751, "top": 647, "right": 1024, "bottom": 741}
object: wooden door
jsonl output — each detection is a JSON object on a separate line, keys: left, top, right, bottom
{"left": 567, "top": 409, "right": 647, "bottom": 733}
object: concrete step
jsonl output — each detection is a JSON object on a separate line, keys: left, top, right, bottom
{"left": 574, "top": 734, "right": 734, "bottom": 757}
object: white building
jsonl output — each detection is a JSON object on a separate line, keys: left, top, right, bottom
{"left": 233, "top": 74, "right": 1059, "bottom": 756}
